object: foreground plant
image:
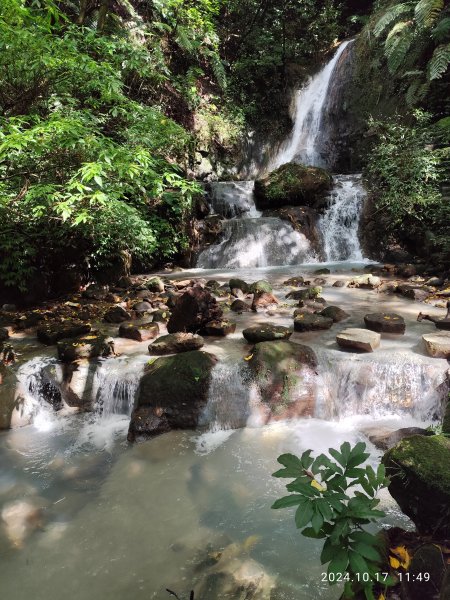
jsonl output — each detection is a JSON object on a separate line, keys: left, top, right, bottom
{"left": 272, "top": 442, "right": 395, "bottom": 599}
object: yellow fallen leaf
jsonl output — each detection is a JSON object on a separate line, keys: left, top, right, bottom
{"left": 311, "top": 479, "right": 325, "bottom": 492}
{"left": 378, "top": 594, "right": 386, "bottom": 600}
{"left": 390, "top": 545, "right": 411, "bottom": 570}
{"left": 389, "top": 556, "right": 401, "bottom": 569}
{"left": 244, "top": 354, "right": 253, "bottom": 361}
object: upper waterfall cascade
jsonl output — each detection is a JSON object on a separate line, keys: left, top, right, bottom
{"left": 197, "top": 40, "right": 365, "bottom": 269}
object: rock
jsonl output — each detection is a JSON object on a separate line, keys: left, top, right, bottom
{"left": 254, "top": 162, "right": 332, "bottom": 210}
{"left": 263, "top": 206, "right": 323, "bottom": 254}
{"left": 364, "top": 312, "right": 406, "bottom": 334}
{"left": 151, "top": 309, "right": 171, "bottom": 322}
{"left": 132, "top": 301, "right": 153, "bottom": 315}
{"left": 104, "top": 305, "right": 131, "bottom": 323}
{"left": 202, "top": 320, "right": 236, "bottom": 337}
{"left": 383, "top": 435, "right": 450, "bottom": 538}
{"left": 284, "top": 277, "right": 304, "bottom": 287}
{"left": 243, "top": 324, "right": 292, "bottom": 344}
{"left": 117, "top": 275, "right": 133, "bottom": 288}
{"left": 1, "top": 500, "right": 44, "bottom": 548}
{"left": 230, "top": 299, "right": 252, "bottom": 313}
{"left": 332, "top": 280, "right": 346, "bottom": 288}
{"left": 336, "top": 328, "right": 381, "bottom": 352}
{"left": 247, "top": 341, "right": 317, "bottom": 419}
{"left": 315, "top": 268, "right": 330, "bottom": 275}
{"left": 397, "top": 284, "right": 429, "bottom": 302}
{"left": 229, "top": 278, "right": 250, "bottom": 294}
{"left": 127, "top": 351, "right": 217, "bottom": 441}
{"left": 0, "top": 364, "right": 18, "bottom": 429}
{"left": 149, "top": 332, "right": 204, "bottom": 355}
{"left": 348, "top": 275, "right": 381, "bottom": 289}
{"left": 82, "top": 283, "right": 109, "bottom": 300}
{"left": 118, "top": 322, "right": 159, "bottom": 342}
{"left": 286, "top": 286, "right": 322, "bottom": 301}
{"left": 2, "top": 304, "right": 16, "bottom": 312}
{"left": 167, "top": 286, "right": 222, "bottom": 334}
{"left": 294, "top": 313, "right": 333, "bottom": 332}
{"left": 135, "top": 290, "right": 152, "bottom": 300}
{"left": 423, "top": 332, "right": 450, "bottom": 358}
{"left": 319, "top": 306, "right": 349, "bottom": 323}
{"left": 425, "top": 277, "right": 444, "bottom": 287}
{"left": 146, "top": 277, "right": 165, "bottom": 293}
{"left": 364, "top": 427, "right": 430, "bottom": 450}
{"left": 251, "top": 292, "right": 279, "bottom": 310}
{"left": 37, "top": 321, "right": 91, "bottom": 345}
{"left": 57, "top": 334, "right": 115, "bottom": 362}
{"left": 0, "top": 327, "right": 9, "bottom": 342}
{"left": 41, "top": 361, "right": 96, "bottom": 410}
{"left": 249, "top": 280, "right": 272, "bottom": 294}
{"left": 404, "top": 544, "right": 448, "bottom": 600}
{"left": 313, "top": 277, "right": 327, "bottom": 285}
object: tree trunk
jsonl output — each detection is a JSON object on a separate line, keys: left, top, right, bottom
{"left": 97, "top": 0, "right": 110, "bottom": 32}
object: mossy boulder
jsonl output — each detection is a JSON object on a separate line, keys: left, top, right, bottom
{"left": 243, "top": 324, "right": 292, "bottom": 344}
{"left": 246, "top": 341, "right": 317, "bottom": 420}
{"left": 254, "top": 163, "right": 332, "bottom": 210}
{"left": 127, "top": 350, "right": 217, "bottom": 441}
{"left": 229, "top": 278, "right": 250, "bottom": 294}
{"left": 0, "top": 364, "right": 17, "bottom": 429}
{"left": 148, "top": 332, "right": 204, "bottom": 355}
{"left": 383, "top": 435, "right": 450, "bottom": 538}
{"left": 249, "top": 280, "right": 272, "bottom": 294}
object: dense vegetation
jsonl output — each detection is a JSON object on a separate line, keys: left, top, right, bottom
{"left": 0, "top": 0, "right": 449, "bottom": 299}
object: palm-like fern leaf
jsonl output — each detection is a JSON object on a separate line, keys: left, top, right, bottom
{"left": 415, "top": 0, "right": 444, "bottom": 29}
{"left": 374, "top": 3, "right": 414, "bottom": 38}
{"left": 428, "top": 42, "right": 450, "bottom": 79}
{"left": 385, "top": 22, "right": 414, "bottom": 73}
{"left": 432, "top": 17, "right": 450, "bottom": 42}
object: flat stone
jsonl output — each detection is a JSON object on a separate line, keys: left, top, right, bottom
{"left": 202, "top": 320, "right": 236, "bottom": 337}
{"left": 242, "top": 324, "right": 292, "bottom": 343}
{"left": 319, "top": 306, "right": 349, "bottom": 323}
{"left": 149, "top": 332, "right": 204, "bottom": 355}
{"left": 364, "top": 312, "right": 406, "bottom": 334}
{"left": 336, "top": 328, "right": 380, "bottom": 352}
{"left": 423, "top": 332, "right": 450, "bottom": 358}
{"left": 397, "top": 284, "right": 429, "bottom": 302}
{"left": 293, "top": 313, "right": 333, "bottom": 332}
{"left": 364, "top": 427, "right": 430, "bottom": 450}
{"left": 118, "top": 322, "right": 159, "bottom": 342}
{"left": 348, "top": 275, "right": 381, "bottom": 289}
{"left": 57, "top": 334, "right": 115, "bottom": 362}
{"left": 104, "top": 305, "right": 131, "bottom": 323}
{"left": 37, "top": 321, "right": 91, "bottom": 345}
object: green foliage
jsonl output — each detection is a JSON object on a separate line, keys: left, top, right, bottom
{"left": 272, "top": 442, "right": 393, "bottom": 600}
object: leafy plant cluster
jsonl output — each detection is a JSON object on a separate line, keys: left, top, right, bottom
{"left": 272, "top": 442, "right": 394, "bottom": 600}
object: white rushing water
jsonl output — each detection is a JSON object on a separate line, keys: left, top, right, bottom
{"left": 270, "top": 40, "right": 352, "bottom": 170}
{"left": 208, "top": 181, "right": 261, "bottom": 218}
{"left": 319, "top": 174, "right": 366, "bottom": 261}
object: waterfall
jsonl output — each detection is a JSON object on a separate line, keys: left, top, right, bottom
{"left": 197, "top": 216, "right": 317, "bottom": 269}
{"left": 319, "top": 174, "right": 365, "bottom": 261}
{"left": 92, "top": 357, "right": 146, "bottom": 418}
{"left": 271, "top": 40, "right": 353, "bottom": 170}
{"left": 207, "top": 181, "right": 260, "bottom": 218}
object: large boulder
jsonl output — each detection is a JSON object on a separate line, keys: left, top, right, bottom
{"left": 319, "top": 306, "right": 349, "bottom": 323}
{"left": 254, "top": 163, "right": 332, "bottom": 210}
{"left": 246, "top": 341, "right": 317, "bottom": 420}
{"left": 37, "top": 321, "right": 91, "bottom": 345}
{"left": 57, "top": 333, "right": 115, "bottom": 362}
{"left": 149, "top": 332, "right": 204, "bottom": 355}
{"left": 127, "top": 350, "right": 217, "bottom": 441}
{"left": 364, "top": 427, "right": 430, "bottom": 450}
{"left": 336, "top": 328, "right": 380, "bottom": 352}
{"left": 104, "top": 305, "right": 131, "bottom": 323}
{"left": 423, "top": 332, "right": 450, "bottom": 358}
{"left": 264, "top": 206, "right": 323, "bottom": 254}
{"left": 364, "top": 312, "right": 406, "bottom": 334}
{"left": 293, "top": 313, "right": 333, "bottom": 332}
{"left": 243, "top": 324, "right": 292, "bottom": 344}
{"left": 167, "top": 286, "right": 222, "bottom": 334}
{"left": 383, "top": 435, "right": 450, "bottom": 538}
{"left": 202, "top": 320, "right": 236, "bottom": 337}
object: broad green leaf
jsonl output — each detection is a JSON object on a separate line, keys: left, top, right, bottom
{"left": 271, "top": 495, "right": 304, "bottom": 509}
{"left": 295, "top": 501, "right": 314, "bottom": 529}
{"left": 327, "top": 548, "right": 349, "bottom": 582}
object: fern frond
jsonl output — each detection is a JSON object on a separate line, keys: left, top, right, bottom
{"left": 374, "top": 3, "right": 413, "bottom": 38}
{"left": 176, "top": 26, "right": 195, "bottom": 54}
{"left": 405, "top": 76, "right": 429, "bottom": 105}
{"left": 384, "top": 23, "right": 414, "bottom": 73}
{"left": 428, "top": 42, "right": 450, "bottom": 79}
{"left": 201, "top": 48, "right": 227, "bottom": 89}
{"left": 432, "top": 17, "right": 450, "bottom": 42}
{"left": 415, "top": 0, "right": 444, "bottom": 29}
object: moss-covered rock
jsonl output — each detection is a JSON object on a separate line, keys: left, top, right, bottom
{"left": 246, "top": 341, "right": 317, "bottom": 420}
{"left": 254, "top": 163, "right": 332, "bottom": 210}
{"left": 127, "top": 350, "right": 217, "bottom": 441}
{"left": 383, "top": 435, "right": 450, "bottom": 538}
{"left": 0, "top": 364, "right": 17, "bottom": 429}
{"left": 243, "top": 324, "right": 292, "bottom": 344}
{"left": 249, "top": 280, "right": 272, "bottom": 294}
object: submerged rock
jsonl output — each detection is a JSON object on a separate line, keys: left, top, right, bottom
{"left": 383, "top": 435, "right": 450, "bottom": 538}
{"left": 364, "top": 312, "right": 406, "bottom": 334}
{"left": 364, "top": 427, "right": 430, "bottom": 450}
{"left": 127, "top": 350, "right": 217, "bottom": 441}
{"left": 167, "top": 286, "right": 222, "bottom": 334}
{"left": 247, "top": 340, "right": 317, "bottom": 419}
{"left": 118, "top": 322, "right": 159, "bottom": 342}
{"left": 286, "top": 286, "right": 322, "bottom": 301}
{"left": 243, "top": 324, "right": 292, "bottom": 344}
{"left": 336, "top": 328, "right": 380, "bottom": 352}
{"left": 254, "top": 162, "right": 332, "bottom": 210}
{"left": 149, "top": 332, "right": 204, "bottom": 355}
{"left": 251, "top": 292, "right": 279, "bottom": 310}
{"left": 57, "top": 334, "right": 115, "bottom": 362}
{"left": 37, "top": 321, "right": 91, "bottom": 345}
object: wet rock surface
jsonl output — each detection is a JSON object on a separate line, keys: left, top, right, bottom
{"left": 364, "top": 312, "right": 406, "bottom": 334}
{"left": 149, "top": 332, "right": 205, "bottom": 355}
{"left": 336, "top": 328, "right": 381, "bottom": 352}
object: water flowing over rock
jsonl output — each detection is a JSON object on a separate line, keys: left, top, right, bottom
{"left": 319, "top": 174, "right": 365, "bottom": 261}
{"left": 197, "top": 217, "right": 318, "bottom": 269}
{"left": 270, "top": 40, "right": 353, "bottom": 170}
{"left": 207, "top": 181, "right": 259, "bottom": 218}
